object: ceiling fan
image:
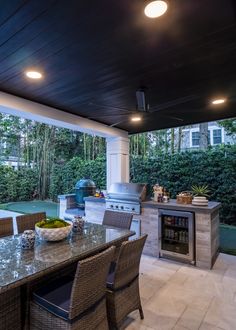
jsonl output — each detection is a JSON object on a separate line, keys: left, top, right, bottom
{"left": 86, "top": 88, "right": 193, "bottom": 127}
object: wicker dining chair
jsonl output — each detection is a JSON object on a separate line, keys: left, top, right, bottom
{"left": 102, "top": 210, "right": 133, "bottom": 230}
{"left": 30, "top": 246, "right": 115, "bottom": 330}
{"left": 106, "top": 234, "right": 148, "bottom": 329}
{"left": 0, "top": 217, "right": 14, "bottom": 238}
{"left": 16, "top": 212, "right": 46, "bottom": 234}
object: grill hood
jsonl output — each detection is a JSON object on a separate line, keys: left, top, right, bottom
{"left": 107, "top": 182, "right": 147, "bottom": 202}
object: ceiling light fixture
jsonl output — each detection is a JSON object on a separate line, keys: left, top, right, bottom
{"left": 144, "top": 1, "right": 168, "bottom": 18}
{"left": 131, "top": 116, "right": 142, "bottom": 122}
{"left": 25, "top": 71, "right": 42, "bottom": 79}
{"left": 212, "top": 98, "right": 226, "bottom": 105}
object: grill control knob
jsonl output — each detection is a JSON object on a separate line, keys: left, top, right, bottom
{"left": 132, "top": 208, "right": 135, "bottom": 211}
{"left": 115, "top": 205, "right": 119, "bottom": 209}
{"left": 111, "top": 205, "right": 113, "bottom": 208}
{"left": 121, "top": 206, "right": 124, "bottom": 210}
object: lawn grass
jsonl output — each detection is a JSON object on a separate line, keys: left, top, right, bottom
{"left": 220, "top": 224, "right": 236, "bottom": 255}
{"left": 0, "top": 200, "right": 59, "bottom": 218}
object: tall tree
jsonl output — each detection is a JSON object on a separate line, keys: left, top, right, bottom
{"left": 177, "top": 127, "right": 182, "bottom": 152}
{"left": 199, "top": 122, "right": 208, "bottom": 150}
{"left": 219, "top": 118, "right": 236, "bottom": 137}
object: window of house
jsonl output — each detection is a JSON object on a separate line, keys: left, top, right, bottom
{"left": 192, "top": 131, "right": 200, "bottom": 146}
{"left": 213, "top": 129, "right": 222, "bottom": 144}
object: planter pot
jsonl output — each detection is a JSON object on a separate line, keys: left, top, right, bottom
{"left": 192, "top": 196, "right": 208, "bottom": 206}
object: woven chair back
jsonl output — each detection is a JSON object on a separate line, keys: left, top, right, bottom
{"left": 102, "top": 210, "right": 133, "bottom": 230}
{"left": 69, "top": 246, "right": 115, "bottom": 319}
{"left": 113, "top": 234, "right": 147, "bottom": 290}
{"left": 16, "top": 212, "right": 46, "bottom": 233}
{"left": 0, "top": 217, "right": 13, "bottom": 238}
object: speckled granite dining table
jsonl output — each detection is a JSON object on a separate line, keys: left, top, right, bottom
{"left": 0, "top": 222, "right": 135, "bottom": 329}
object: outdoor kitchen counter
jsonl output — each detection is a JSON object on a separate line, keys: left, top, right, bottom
{"left": 142, "top": 199, "right": 221, "bottom": 269}
{"left": 84, "top": 197, "right": 221, "bottom": 269}
{"left": 84, "top": 196, "right": 105, "bottom": 203}
{"left": 142, "top": 199, "right": 221, "bottom": 213}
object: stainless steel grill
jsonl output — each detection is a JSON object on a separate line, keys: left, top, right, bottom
{"left": 105, "top": 182, "right": 146, "bottom": 215}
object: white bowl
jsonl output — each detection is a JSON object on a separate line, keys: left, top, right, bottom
{"left": 35, "top": 223, "right": 72, "bottom": 241}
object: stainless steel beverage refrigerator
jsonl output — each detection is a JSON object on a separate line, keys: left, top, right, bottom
{"left": 158, "top": 209, "right": 195, "bottom": 264}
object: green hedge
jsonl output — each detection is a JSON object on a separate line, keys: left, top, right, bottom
{"left": 0, "top": 166, "right": 38, "bottom": 202}
{"left": 130, "top": 145, "right": 236, "bottom": 225}
{"left": 49, "top": 156, "right": 106, "bottom": 200}
{"left": 1, "top": 145, "right": 235, "bottom": 225}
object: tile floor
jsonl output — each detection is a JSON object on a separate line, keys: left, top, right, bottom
{"left": 123, "top": 253, "right": 236, "bottom": 330}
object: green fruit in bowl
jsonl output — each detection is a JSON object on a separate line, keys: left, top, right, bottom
{"left": 35, "top": 218, "right": 72, "bottom": 241}
{"left": 36, "top": 218, "right": 70, "bottom": 228}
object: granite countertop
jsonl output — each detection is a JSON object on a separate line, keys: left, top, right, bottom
{"left": 83, "top": 196, "right": 221, "bottom": 213}
{"left": 84, "top": 196, "right": 106, "bottom": 203}
{"left": 0, "top": 223, "right": 134, "bottom": 293}
{"left": 142, "top": 199, "right": 221, "bottom": 213}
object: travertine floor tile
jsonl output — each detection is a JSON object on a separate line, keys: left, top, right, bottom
{"left": 140, "top": 262, "right": 176, "bottom": 282}
{"left": 123, "top": 253, "right": 236, "bottom": 330}
{"left": 153, "top": 259, "right": 182, "bottom": 271}
{"left": 176, "top": 307, "right": 206, "bottom": 330}
{"left": 145, "top": 292, "right": 186, "bottom": 320}
{"left": 199, "top": 322, "right": 225, "bottom": 330}
{"left": 140, "top": 279, "right": 164, "bottom": 300}
{"left": 173, "top": 325, "right": 190, "bottom": 330}
{"left": 203, "top": 297, "right": 236, "bottom": 330}
{"left": 167, "top": 271, "right": 188, "bottom": 285}
{"left": 141, "top": 308, "right": 179, "bottom": 330}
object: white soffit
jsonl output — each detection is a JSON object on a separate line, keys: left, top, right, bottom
{"left": 0, "top": 92, "right": 128, "bottom": 139}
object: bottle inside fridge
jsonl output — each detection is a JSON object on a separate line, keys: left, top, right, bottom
{"left": 159, "top": 209, "right": 195, "bottom": 264}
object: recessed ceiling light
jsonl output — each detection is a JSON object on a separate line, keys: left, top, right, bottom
{"left": 212, "top": 99, "right": 226, "bottom": 105}
{"left": 25, "top": 71, "right": 42, "bottom": 79}
{"left": 144, "top": 1, "right": 168, "bottom": 18}
{"left": 131, "top": 116, "right": 142, "bottom": 122}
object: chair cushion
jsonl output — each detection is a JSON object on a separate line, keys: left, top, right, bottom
{"left": 106, "top": 271, "right": 115, "bottom": 289}
{"left": 106, "top": 261, "right": 116, "bottom": 289}
{"left": 33, "top": 276, "right": 73, "bottom": 321}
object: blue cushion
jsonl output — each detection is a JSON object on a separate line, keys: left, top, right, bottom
{"left": 33, "top": 276, "right": 73, "bottom": 321}
{"left": 106, "top": 261, "right": 116, "bottom": 289}
{"left": 106, "top": 271, "right": 115, "bottom": 289}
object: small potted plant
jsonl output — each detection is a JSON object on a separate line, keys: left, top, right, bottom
{"left": 191, "top": 185, "right": 210, "bottom": 206}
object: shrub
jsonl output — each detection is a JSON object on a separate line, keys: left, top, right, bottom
{"left": 1, "top": 145, "right": 235, "bottom": 225}
{"left": 0, "top": 166, "right": 38, "bottom": 202}
{"left": 130, "top": 145, "right": 236, "bottom": 225}
{"left": 49, "top": 156, "right": 106, "bottom": 201}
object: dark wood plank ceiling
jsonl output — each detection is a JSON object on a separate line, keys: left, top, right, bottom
{"left": 0, "top": 0, "right": 236, "bottom": 134}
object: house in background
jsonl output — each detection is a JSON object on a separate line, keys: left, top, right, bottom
{"left": 0, "top": 136, "right": 26, "bottom": 169}
{"left": 181, "top": 121, "right": 234, "bottom": 150}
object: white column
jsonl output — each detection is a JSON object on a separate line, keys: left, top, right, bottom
{"left": 106, "top": 136, "right": 130, "bottom": 190}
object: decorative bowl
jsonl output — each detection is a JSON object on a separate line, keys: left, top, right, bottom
{"left": 35, "top": 220, "right": 72, "bottom": 241}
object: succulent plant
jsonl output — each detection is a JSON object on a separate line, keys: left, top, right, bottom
{"left": 191, "top": 185, "right": 210, "bottom": 197}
